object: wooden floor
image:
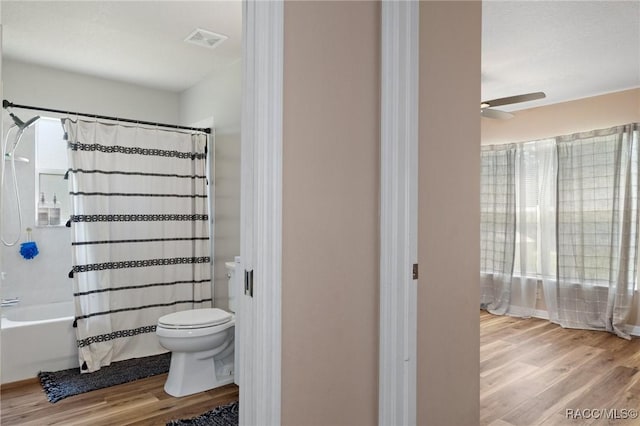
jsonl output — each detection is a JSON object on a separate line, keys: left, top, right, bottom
{"left": 0, "top": 373, "right": 238, "bottom": 426}
{"left": 4, "top": 314, "right": 640, "bottom": 425}
{"left": 481, "top": 310, "right": 640, "bottom": 426}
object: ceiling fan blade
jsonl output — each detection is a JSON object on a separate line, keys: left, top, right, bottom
{"left": 481, "top": 92, "right": 546, "bottom": 108}
{"left": 481, "top": 108, "right": 514, "bottom": 120}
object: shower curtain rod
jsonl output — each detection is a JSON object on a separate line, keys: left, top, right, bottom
{"left": 2, "top": 100, "right": 212, "bottom": 134}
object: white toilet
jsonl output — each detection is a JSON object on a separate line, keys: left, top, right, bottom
{"left": 156, "top": 261, "right": 238, "bottom": 397}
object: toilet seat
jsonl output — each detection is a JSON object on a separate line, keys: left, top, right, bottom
{"left": 158, "top": 308, "right": 232, "bottom": 330}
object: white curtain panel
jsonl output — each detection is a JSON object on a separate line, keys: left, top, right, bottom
{"left": 480, "top": 144, "right": 517, "bottom": 314}
{"left": 65, "top": 119, "right": 212, "bottom": 372}
{"left": 481, "top": 141, "right": 556, "bottom": 318}
{"left": 511, "top": 139, "right": 556, "bottom": 318}
{"left": 553, "top": 124, "right": 639, "bottom": 338}
{"left": 536, "top": 141, "right": 559, "bottom": 323}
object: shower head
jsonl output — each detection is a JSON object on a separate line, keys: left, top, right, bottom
{"left": 9, "top": 112, "right": 40, "bottom": 130}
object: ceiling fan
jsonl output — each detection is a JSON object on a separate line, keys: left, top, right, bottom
{"left": 480, "top": 92, "right": 546, "bottom": 119}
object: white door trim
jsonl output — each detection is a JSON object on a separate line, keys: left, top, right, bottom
{"left": 239, "top": 1, "right": 283, "bottom": 425}
{"left": 379, "top": 1, "right": 419, "bottom": 425}
{"left": 242, "top": 2, "right": 418, "bottom": 423}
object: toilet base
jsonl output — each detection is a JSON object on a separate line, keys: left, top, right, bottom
{"left": 164, "top": 349, "right": 235, "bottom": 397}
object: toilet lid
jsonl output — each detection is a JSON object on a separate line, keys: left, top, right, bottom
{"left": 158, "top": 308, "right": 232, "bottom": 329}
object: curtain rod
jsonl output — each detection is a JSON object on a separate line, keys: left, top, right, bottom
{"left": 2, "top": 100, "right": 212, "bottom": 134}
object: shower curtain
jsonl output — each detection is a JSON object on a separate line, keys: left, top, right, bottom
{"left": 65, "top": 119, "right": 212, "bottom": 373}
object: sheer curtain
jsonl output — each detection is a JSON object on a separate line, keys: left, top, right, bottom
{"left": 480, "top": 144, "right": 516, "bottom": 314}
{"left": 481, "top": 124, "right": 640, "bottom": 337}
{"left": 66, "top": 119, "right": 212, "bottom": 372}
{"left": 552, "top": 124, "right": 639, "bottom": 338}
{"left": 511, "top": 140, "right": 557, "bottom": 317}
{"left": 480, "top": 141, "right": 556, "bottom": 317}
{"left": 537, "top": 141, "right": 559, "bottom": 323}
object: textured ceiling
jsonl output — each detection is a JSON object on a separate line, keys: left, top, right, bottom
{"left": 2, "top": 0, "right": 638, "bottom": 106}
{"left": 482, "top": 0, "right": 640, "bottom": 111}
{"left": 1, "top": 0, "right": 242, "bottom": 92}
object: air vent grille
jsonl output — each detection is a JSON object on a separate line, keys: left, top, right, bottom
{"left": 184, "top": 28, "right": 228, "bottom": 49}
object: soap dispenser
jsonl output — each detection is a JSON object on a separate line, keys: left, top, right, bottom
{"left": 49, "top": 194, "right": 61, "bottom": 226}
{"left": 37, "top": 192, "right": 49, "bottom": 226}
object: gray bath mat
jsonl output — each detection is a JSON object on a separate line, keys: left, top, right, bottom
{"left": 167, "top": 401, "right": 239, "bottom": 426}
{"left": 38, "top": 352, "right": 171, "bottom": 403}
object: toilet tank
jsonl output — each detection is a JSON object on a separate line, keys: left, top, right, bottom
{"left": 225, "top": 257, "right": 240, "bottom": 313}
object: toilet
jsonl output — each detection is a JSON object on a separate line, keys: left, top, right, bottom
{"left": 156, "top": 260, "right": 238, "bottom": 397}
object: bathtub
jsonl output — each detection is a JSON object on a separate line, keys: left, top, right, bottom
{"left": 1, "top": 301, "right": 78, "bottom": 383}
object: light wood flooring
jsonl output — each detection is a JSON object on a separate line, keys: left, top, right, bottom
{"left": 0, "top": 373, "right": 238, "bottom": 426}
{"left": 481, "top": 310, "right": 640, "bottom": 426}
{"left": 4, "top": 314, "right": 640, "bottom": 426}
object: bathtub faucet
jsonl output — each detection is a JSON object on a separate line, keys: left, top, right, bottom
{"left": 1, "top": 297, "right": 20, "bottom": 307}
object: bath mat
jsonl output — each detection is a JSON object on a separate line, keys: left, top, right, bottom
{"left": 38, "top": 352, "right": 171, "bottom": 403}
{"left": 167, "top": 401, "right": 239, "bottom": 426}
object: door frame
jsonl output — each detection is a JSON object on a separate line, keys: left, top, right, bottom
{"left": 240, "top": 1, "right": 418, "bottom": 424}
{"left": 239, "top": 1, "right": 283, "bottom": 425}
{"left": 379, "top": 1, "right": 419, "bottom": 425}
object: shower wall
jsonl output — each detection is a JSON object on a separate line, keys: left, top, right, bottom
{"left": 1, "top": 118, "right": 72, "bottom": 305}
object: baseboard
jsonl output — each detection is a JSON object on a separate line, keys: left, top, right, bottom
{"left": 0, "top": 376, "right": 40, "bottom": 389}
{"left": 623, "top": 324, "right": 640, "bottom": 336}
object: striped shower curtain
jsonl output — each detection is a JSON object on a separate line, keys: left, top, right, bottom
{"left": 64, "top": 119, "right": 212, "bottom": 373}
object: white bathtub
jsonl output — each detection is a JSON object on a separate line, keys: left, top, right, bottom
{"left": 1, "top": 301, "right": 78, "bottom": 383}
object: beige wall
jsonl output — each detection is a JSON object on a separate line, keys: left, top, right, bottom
{"left": 482, "top": 88, "right": 640, "bottom": 145}
{"left": 282, "top": 1, "right": 380, "bottom": 425}
{"left": 418, "top": 2, "right": 481, "bottom": 425}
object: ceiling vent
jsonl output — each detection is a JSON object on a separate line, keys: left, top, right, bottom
{"left": 184, "top": 28, "right": 228, "bottom": 49}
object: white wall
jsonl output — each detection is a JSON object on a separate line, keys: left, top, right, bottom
{"left": 180, "top": 61, "right": 242, "bottom": 310}
{"left": 179, "top": 60, "right": 241, "bottom": 133}
{"left": 1, "top": 118, "right": 73, "bottom": 305}
{"left": 3, "top": 60, "right": 180, "bottom": 123}
{"left": 1, "top": 60, "right": 181, "bottom": 307}
{"left": 211, "top": 132, "right": 240, "bottom": 309}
